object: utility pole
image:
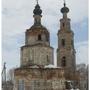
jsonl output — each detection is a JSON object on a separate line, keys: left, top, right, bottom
{"left": 2, "top": 62, "right": 7, "bottom": 90}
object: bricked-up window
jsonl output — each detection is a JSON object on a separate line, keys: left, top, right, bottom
{"left": 38, "top": 34, "right": 42, "bottom": 40}
{"left": 61, "top": 39, "right": 65, "bottom": 46}
{"left": 47, "top": 55, "right": 49, "bottom": 64}
{"left": 18, "top": 80, "right": 25, "bottom": 90}
{"left": 71, "top": 40, "right": 74, "bottom": 47}
{"left": 46, "top": 35, "right": 49, "bottom": 41}
{"left": 61, "top": 57, "right": 66, "bottom": 67}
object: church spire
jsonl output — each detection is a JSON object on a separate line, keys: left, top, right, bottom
{"left": 33, "top": 0, "right": 42, "bottom": 26}
{"left": 61, "top": 0, "right": 69, "bottom": 19}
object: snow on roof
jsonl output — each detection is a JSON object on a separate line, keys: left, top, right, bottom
{"left": 70, "top": 88, "right": 80, "bottom": 90}
{"left": 44, "top": 64, "right": 56, "bottom": 68}
{"left": 30, "top": 65, "right": 40, "bottom": 68}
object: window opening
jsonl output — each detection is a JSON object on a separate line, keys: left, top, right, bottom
{"left": 38, "top": 34, "right": 42, "bottom": 40}
{"left": 62, "top": 39, "right": 65, "bottom": 46}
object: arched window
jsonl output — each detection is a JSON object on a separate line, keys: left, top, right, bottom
{"left": 61, "top": 39, "right": 65, "bottom": 46}
{"left": 61, "top": 57, "right": 66, "bottom": 67}
{"left": 63, "top": 23, "right": 65, "bottom": 27}
{"left": 38, "top": 34, "right": 41, "bottom": 40}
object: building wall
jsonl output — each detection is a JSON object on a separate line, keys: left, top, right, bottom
{"left": 21, "top": 45, "right": 54, "bottom": 66}
{"left": 25, "top": 28, "right": 50, "bottom": 46}
{"left": 14, "top": 68, "right": 65, "bottom": 90}
{"left": 57, "top": 15, "right": 76, "bottom": 73}
{"left": 57, "top": 30, "right": 76, "bottom": 72}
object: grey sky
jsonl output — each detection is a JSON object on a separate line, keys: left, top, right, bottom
{"left": 2, "top": 0, "right": 88, "bottom": 70}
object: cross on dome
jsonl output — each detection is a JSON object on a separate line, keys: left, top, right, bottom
{"left": 61, "top": 0, "right": 69, "bottom": 14}
{"left": 64, "top": 0, "right": 66, "bottom": 6}
{"left": 36, "top": 0, "right": 38, "bottom": 4}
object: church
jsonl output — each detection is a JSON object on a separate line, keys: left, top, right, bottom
{"left": 14, "top": 1, "right": 80, "bottom": 90}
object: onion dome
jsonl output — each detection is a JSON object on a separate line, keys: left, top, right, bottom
{"left": 33, "top": 4, "right": 42, "bottom": 15}
{"left": 61, "top": 3, "right": 69, "bottom": 13}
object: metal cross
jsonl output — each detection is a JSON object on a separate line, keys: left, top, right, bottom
{"left": 36, "top": 0, "right": 38, "bottom": 4}
{"left": 64, "top": 0, "right": 66, "bottom": 6}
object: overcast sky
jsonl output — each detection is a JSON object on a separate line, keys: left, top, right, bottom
{"left": 2, "top": 0, "right": 88, "bottom": 70}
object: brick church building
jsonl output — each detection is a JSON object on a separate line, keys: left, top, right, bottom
{"left": 13, "top": 1, "right": 80, "bottom": 90}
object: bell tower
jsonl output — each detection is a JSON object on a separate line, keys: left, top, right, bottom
{"left": 20, "top": 1, "right": 54, "bottom": 67}
{"left": 57, "top": 1, "right": 76, "bottom": 73}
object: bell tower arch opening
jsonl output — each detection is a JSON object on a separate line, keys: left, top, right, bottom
{"left": 61, "top": 39, "right": 65, "bottom": 47}
{"left": 61, "top": 56, "right": 66, "bottom": 67}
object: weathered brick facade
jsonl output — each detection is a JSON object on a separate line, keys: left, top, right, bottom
{"left": 14, "top": 1, "right": 80, "bottom": 90}
{"left": 21, "top": 45, "right": 53, "bottom": 66}
{"left": 57, "top": 5, "right": 76, "bottom": 73}
{"left": 14, "top": 68, "right": 65, "bottom": 90}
